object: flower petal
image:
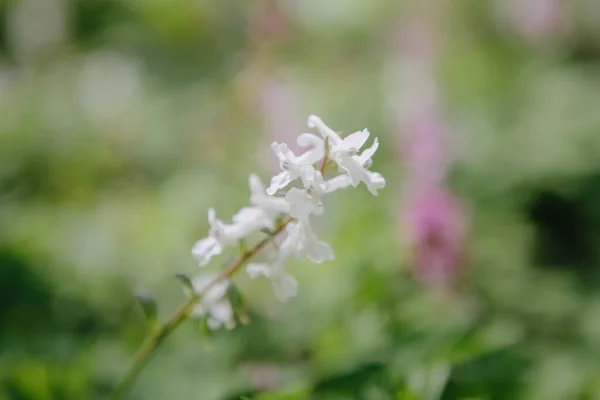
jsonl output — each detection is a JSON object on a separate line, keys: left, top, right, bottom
{"left": 191, "top": 236, "right": 222, "bottom": 266}
{"left": 343, "top": 129, "right": 370, "bottom": 151}
{"left": 296, "top": 132, "right": 324, "bottom": 148}
{"left": 365, "top": 171, "right": 386, "bottom": 196}
{"left": 305, "top": 240, "right": 335, "bottom": 263}
{"left": 209, "top": 302, "right": 233, "bottom": 325}
{"left": 271, "top": 142, "right": 297, "bottom": 163}
{"left": 248, "top": 174, "right": 265, "bottom": 196}
{"left": 357, "top": 137, "right": 379, "bottom": 166}
{"left": 267, "top": 171, "right": 292, "bottom": 195}
{"left": 246, "top": 263, "right": 271, "bottom": 279}
{"left": 307, "top": 115, "right": 342, "bottom": 145}
{"left": 336, "top": 154, "right": 367, "bottom": 187}
{"left": 272, "top": 273, "right": 298, "bottom": 302}
{"left": 285, "top": 187, "right": 315, "bottom": 219}
{"left": 325, "top": 174, "right": 351, "bottom": 193}
{"left": 208, "top": 208, "right": 217, "bottom": 227}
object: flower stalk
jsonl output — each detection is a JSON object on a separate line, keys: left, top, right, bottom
{"left": 109, "top": 217, "right": 293, "bottom": 400}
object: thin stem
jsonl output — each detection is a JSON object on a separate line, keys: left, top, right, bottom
{"left": 109, "top": 217, "right": 294, "bottom": 399}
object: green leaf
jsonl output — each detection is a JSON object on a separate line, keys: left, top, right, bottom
{"left": 135, "top": 290, "right": 158, "bottom": 329}
{"left": 260, "top": 227, "right": 274, "bottom": 236}
{"left": 227, "top": 283, "right": 250, "bottom": 325}
{"left": 175, "top": 273, "right": 194, "bottom": 296}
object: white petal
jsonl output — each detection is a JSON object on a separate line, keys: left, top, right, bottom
{"left": 279, "top": 222, "right": 302, "bottom": 257}
{"left": 246, "top": 263, "right": 271, "bottom": 279}
{"left": 357, "top": 137, "right": 379, "bottom": 166}
{"left": 204, "top": 280, "right": 230, "bottom": 304}
{"left": 313, "top": 202, "right": 325, "bottom": 216}
{"left": 272, "top": 142, "right": 297, "bottom": 163}
{"left": 285, "top": 188, "right": 315, "bottom": 219}
{"left": 209, "top": 302, "right": 233, "bottom": 324}
{"left": 295, "top": 133, "right": 326, "bottom": 165}
{"left": 325, "top": 174, "right": 351, "bottom": 193}
{"left": 307, "top": 115, "right": 342, "bottom": 145}
{"left": 306, "top": 240, "right": 335, "bottom": 263}
{"left": 296, "top": 132, "right": 324, "bottom": 148}
{"left": 365, "top": 171, "right": 386, "bottom": 196}
{"left": 233, "top": 207, "right": 274, "bottom": 231}
{"left": 272, "top": 273, "right": 298, "bottom": 302}
{"left": 208, "top": 208, "right": 217, "bottom": 227}
{"left": 191, "top": 236, "right": 222, "bottom": 266}
{"left": 190, "top": 275, "right": 212, "bottom": 294}
{"left": 267, "top": 171, "right": 292, "bottom": 195}
{"left": 343, "top": 129, "right": 370, "bottom": 151}
{"left": 336, "top": 154, "right": 367, "bottom": 187}
{"left": 296, "top": 147, "right": 325, "bottom": 166}
{"left": 192, "top": 275, "right": 229, "bottom": 302}
{"left": 248, "top": 174, "right": 265, "bottom": 196}
{"left": 313, "top": 169, "right": 326, "bottom": 188}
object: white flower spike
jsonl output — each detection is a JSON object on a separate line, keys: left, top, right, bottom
{"left": 190, "top": 114, "right": 385, "bottom": 307}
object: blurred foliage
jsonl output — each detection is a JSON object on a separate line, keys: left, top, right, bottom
{"left": 1, "top": 0, "right": 600, "bottom": 399}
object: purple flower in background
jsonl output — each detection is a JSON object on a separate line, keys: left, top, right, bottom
{"left": 405, "top": 186, "right": 467, "bottom": 288}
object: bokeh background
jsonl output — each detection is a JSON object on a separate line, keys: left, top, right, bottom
{"left": 2, "top": 0, "right": 600, "bottom": 399}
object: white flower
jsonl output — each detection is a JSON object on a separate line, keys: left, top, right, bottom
{"left": 308, "top": 115, "right": 385, "bottom": 194}
{"left": 191, "top": 208, "right": 236, "bottom": 267}
{"left": 284, "top": 166, "right": 326, "bottom": 220}
{"left": 356, "top": 137, "right": 379, "bottom": 168}
{"left": 297, "top": 219, "right": 335, "bottom": 263}
{"left": 295, "top": 132, "right": 325, "bottom": 165}
{"left": 188, "top": 275, "right": 234, "bottom": 330}
{"left": 364, "top": 170, "right": 386, "bottom": 196}
{"left": 192, "top": 206, "right": 274, "bottom": 267}
{"left": 266, "top": 143, "right": 306, "bottom": 195}
{"left": 283, "top": 219, "right": 334, "bottom": 263}
{"left": 329, "top": 129, "right": 374, "bottom": 186}
{"left": 231, "top": 206, "right": 275, "bottom": 234}
{"left": 246, "top": 221, "right": 301, "bottom": 301}
{"left": 246, "top": 262, "right": 298, "bottom": 302}
{"left": 307, "top": 115, "right": 342, "bottom": 145}
{"left": 245, "top": 219, "right": 332, "bottom": 301}
{"left": 249, "top": 174, "right": 289, "bottom": 216}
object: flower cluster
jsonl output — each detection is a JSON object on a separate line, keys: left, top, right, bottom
{"left": 189, "top": 115, "right": 385, "bottom": 328}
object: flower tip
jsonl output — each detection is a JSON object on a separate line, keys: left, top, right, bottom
{"left": 248, "top": 174, "right": 262, "bottom": 191}
{"left": 307, "top": 115, "right": 321, "bottom": 128}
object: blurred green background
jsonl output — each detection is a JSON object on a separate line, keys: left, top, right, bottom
{"left": 2, "top": 0, "right": 600, "bottom": 399}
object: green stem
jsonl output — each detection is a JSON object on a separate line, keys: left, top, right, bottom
{"left": 109, "top": 217, "right": 293, "bottom": 399}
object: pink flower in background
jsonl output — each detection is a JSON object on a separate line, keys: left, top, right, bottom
{"left": 258, "top": 77, "right": 304, "bottom": 171}
{"left": 390, "top": 12, "right": 468, "bottom": 288}
{"left": 501, "top": 0, "right": 572, "bottom": 45}
{"left": 241, "top": 0, "right": 303, "bottom": 172}
{"left": 247, "top": 0, "right": 289, "bottom": 44}
{"left": 402, "top": 99, "right": 449, "bottom": 188}
{"left": 405, "top": 186, "right": 466, "bottom": 287}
